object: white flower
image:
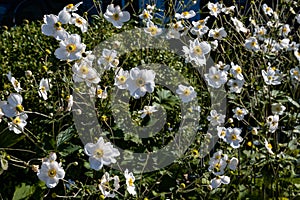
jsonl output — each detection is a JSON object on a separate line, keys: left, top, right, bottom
{"left": 210, "top": 175, "right": 230, "bottom": 189}
{"left": 266, "top": 115, "right": 279, "bottom": 133}
{"left": 66, "top": 95, "right": 73, "bottom": 111}
{"left": 232, "top": 107, "right": 248, "bottom": 121}
{"left": 96, "top": 86, "right": 108, "bottom": 99}
{"left": 245, "top": 37, "right": 260, "bottom": 52}
{"left": 208, "top": 2, "right": 223, "bottom": 18}
{"left": 84, "top": 137, "right": 120, "bottom": 170}
{"left": 72, "top": 60, "right": 100, "bottom": 86}
{"left": 296, "top": 14, "right": 300, "bottom": 24}
{"left": 190, "top": 18, "right": 209, "bottom": 37}
{"left": 210, "top": 40, "right": 218, "bottom": 50}
{"left": 171, "top": 21, "right": 184, "bottom": 32}
{"left": 166, "top": 29, "right": 181, "bottom": 39}
{"left": 8, "top": 113, "right": 28, "bottom": 134}
{"left": 41, "top": 14, "right": 68, "bottom": 40}
{"left": 262, "top": 4, "right": 273, "bottom": 16}
{"left": 261, "top": 67, "right": 281, "bottom": 85}
{"left": 207, "top": 110, "right": 225, "bottom": 126}
{"left": 264, "top": 139, "right": 274, "bottom": 155}
{"left": 38, "top": 78, "right": 51, "bottom": 100}
{"left": 124, "top": 169, "right": 136, "bottom": 196}
{"left": 54, "top": 34, "right": 85, "bottom": 61}
{"left": 254, "top": 26, "right": 267, "bottom": 41}
{"left": 64, "top": 2, "right": 83, "bottom": 12}
{"left": 183, "top": 38, "right": 211, "bottom": 66}
{"left": 104, "top": 4, "right": 130, "bottom": 28}
{"left": 146, "top": 4, "right": 155, "bottom": 13}
{"left": 58, "top": 10, "right": 71, "bottom": 24}
{"left": 0, "top": 101, "right": 6, "bottom": 122}
{"left": 225, "top": 127, "right": 243, "bottom": 148}
{"left": 228, "top": 157, "right": 238, "bottom": 170}
{"left": 275, "top": 38, "right": 290, "bottom": 51}
{"left": 279, "top": 24, "right": 290, "bottom": 37}
{"left": 2, "top": 93, "right": 24, "bottom": 118}
{"left": 294, "top": 49, "right": 300, "bottom": 62}
{"left": 287, "top": 41, "right": 299, "bottom": 51}
{"left": 114, "top": 68, "right": 129, "bottom": 90}
{"left": 217, "top": 126, "right": 227, "bottom": 140}
{"left": 138, "top": 105, "right": 158, "bottom": 118}
{"left": 144, "top": 21, "right": 162, "bottom": 36}
{"left": 231, "top": 17, "right": 248, "bottom": 33}
{"left": 175, "top": 10, "right": 196, "bottom": 19}
{"left": 208, "top": 157, "right": 227, "bottom": 176}
{"left": 208, "top": 27, "right": 227, "bottom": 40}
{"left": 97, "top": 49, "right": 119, "bottom": 70}
{"left": 70, "top": 13, "right": 88, "bottom": 33}
{"left": 290, "top": 67, "right": 300, "bottom": 81}
{"left": 204, "top": 66, "right": 227, "bottom": 88}
{"left": 6, "top": 72, "right": 22, "bottom": 93}
{"left": 99, "top": 172, "right": 120, "bottom": 198}
{"left": 271, "top": 103, "right": 286, "bottom": 115}
{"left": 230, "top": 63, "right": 244, "bottom": 80}
{"left": 37, "top": 155, "right": 65, "bottom": 188}
{"left": 222, "top": 5, "right": 235, "bottom": 14}
{"left": 176, "top": 84, "right": 197, "bottom": 103}
{"left": 126, "top": 67, "right": 155, "bottom": 99}
{"left": 139, "top": 9, "right": 152, "bottom": 20}
{"left": 227, "top": 79, "right": 244, "bottom": 93}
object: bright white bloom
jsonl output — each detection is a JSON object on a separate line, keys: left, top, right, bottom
{"left": 287, "top": 41, "right": 299, "bottom": 51}
{"left": 217, "top": 126, "right": 227, "bottom": 140}
{"left": 139, "top": 9, "right": 152, "bottom": 20}
{"left": 262, "top": 4, "right": 273, "bottom": 16}
{"left": 183, "top": 39, "right": 211, "bottom": 66}
{"left": 97, "top": 49, "right": 119, "bottom": 70}
{"left": 190, "top": 17, "right": 209, "bottom": 37}
{"left": 204, "top": 66, "right": 227, "bottom": 88}
{"left": 228, "top": 157, "right": 238, "bottom": 170}
{"left": 232, "top": 107, "right": 248, "bottom": 121}
{"left": 294, "top": 49, "right": 300, "bottom": 62}
{"left": 227, "top": 79, "right": 244, "bottom": 93}
{"left": 114, "top": 68, "right": 129, "bottom": 89}
{"left": 0, "top": 101, "right": 6, "bottom": 122}
{"left": 81, "top": 50, "right": 95, "bottom": 62}
{"left": 208, "top": 157, "right": 227, "bottom": 176}
{"left": 275, "top": 38, "right": 290, "bottom": 51}
{"left": 254, "top": 26, "right": 267, "bottom": 41}
{"left": 104, "top": 4, "right": 130, "bottom": 28}
{"left": 208, "top": 2, "right": 223, "bottom": 18}
{"left": 124, "top": 169, "right": 136, "bottom": 196}
{"left": 126, "top": 67, "right": 155, "bottom": 99}
{"left": 57, "top": 9, "right": 71, "bottom": 24}
{"left": 37, "top": 153, "right": 65, "bottom": 188}
{"left": 266, "top": 115, "right": 279, "bottom": 133}
{"left": 210, "top": 40, "right": 218, "bottom": 50}
{"left": 96, "top": 86, "right": 108, "bottom": 99}
{"left": 64, "top": 2, "right": 83, "bottom": 12}
{"left": 279, "top": 24, "right": 290, "bottom": 37}
{"left": 225, "top": 127, "right": 243, "bottom": 148}
{"left": 208, "top": 27, "right": 227, "bottom": 40}
{"left": 70, "top": 13, "right": 88, "bottom": 33}
{"left": 231, "top": 17, "right": 248, "bottom": 33}
{"left": 261, "top": 67, "right": 281, "bottom": 85}
{"left": 210, "top": 175, "right": 230, "bottom": 189}
{"left": 8, "top": 113, "right": 28, "bottom": 134}
{"left": 175, "top": 10, "right": 196, "bottom": 19}
{"left": 54, "top": 34, "right": 85, "bottom": 61}
{"left": 171, "top": 21, "right": 184, "bottom": 32}
{"left": 144, "top": 21, "right": 162, "bottom": 36}
{"left": 146, "top": 4, "right": 155, "bottom": 13}
{"left": 222, "top": 5, "right": 235, "bottom": 14}
{"left": 264, "top": 139, "right": 274, "bottom": 155}
{"left": 245, "top": 37, "right": 260, "bottom": 52}
{"left": 138, "top": 105, "right": 158, "bottom": 118}
{"left": 66, "top": 95, "right": 73, "bottom": 111}
{"left": 2, "top": 93, "right": 24, "bottom": 118}
{"left": 251, "top": 127, "right": 259, "bottom": 135}
{"left": 176, "top": 84, "right": 197, "bottom": 103}
{"left": 230, "top": 63, "right": 244, "bottom": 80}
{"left": 271, "top": 103, "right": 286, "bottom": 115}
{"left": 290, "top": 67, "right": 300, "bottom": 81}
{"left": 207, "top": 110, "right": 225, "bottom": 126}
{"left": 84, "top": 137, "right": 120, "bottom": 170}
{"left": 296, "top": 14, "right": 300, "bottom": 24}
{"left": 38, "top": 78, "right": 51, "bottom": 100}
{"left": 41, "top": 14, "right": 68, "bottom": 40}
{"left": 72, "top": 60, "right": 100, "bottom": 86}
{"left": 215, "top": 62, "right": 230, "bottom": 71}
{"left": 262, "top": 38, "right": 277, "bottom": 52}
{"left": 6, "top": 72, "right": 22, "bottom": 92}
{"left": 99, "top": 172, "right": 120, "bottom": 198}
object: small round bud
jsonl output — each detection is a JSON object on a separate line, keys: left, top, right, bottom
{"left": 25, "top": 70, "right": 32, "bottom": 78}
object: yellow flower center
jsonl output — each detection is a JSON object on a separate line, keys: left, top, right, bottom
{"left": 54, "top": 22, "right": 62, "bottom": 30}
{"left": 193, "top": 46, "right": 203, "bottom": 55}
{"left": 118, "top": 75, "right": 126, "bottom": 83}
{"left": 13, "top": 117, "right": 21, "bottom": 125}
{"left": 247, "top": 141, "right": 252, "bottom": 146}
{"left": 183, "top": 89, "right": 191, "bottom": 96}
{"left": 97, "top": 89, "right": 103, "bottom": 95}
{"left": 236, "top": 109, "right": 243, "bottom": 115}
{"left": 94, "top": 149, "right": 104, "bottom": 158}
{"left": 251, "top": 41, "right": 257, "bottom": 47}
{"left": 143, "top": 12, "right": 150, "bottom": 19}
{"left": 105, "top": 55, "right": 113, "bottom": 63}
{"left": 215, "top": 155, "right": 221, "bottom": 159}
{"left": 267, "top": 143, "right": 272, "bottom": 149}
{"left": 212, "top": 6, "right": 217, "bottom": 12}
{"left": 221, "top": 130, "right": 226, "bottom": 136}
{"left": 149, "top": 26, "right": 158, "bottom": 35}
{"left": 76, "top": 18, "right": 83, "bottom": 25}
{"left": 66, "top": 4, "right": 74, "bottom": 9}
{"left": 266, "top": 7, "right": 271, "bottom": 12}
{"left": 236, "top": 66, "right": 242, "bottom": 74}
{"left": 128, "top": 177, "right": 134, "bottom": 186}
{"left": 197, "top": 25, "right": 203, "bottom": 29}
{"left": 14, "top": 80, "right": 19, "bottom": 87}
{"left": 231, "top": 134, "right": 237, "bottom": 140}
{"left": 48, "top": 168, "right": 57, "bottom": 178}
{"left": 113, "top": 13, "right": 120, "bottom": 21}
{"left": 183, "top": 11, "right": 189, "bottom": 16}
{"left": 258, "top": 30, "right": 264, "bottom": 35}
{"left": 282, "top": 27, "right": 287, "bottom": 33}
{"left": 16, "top": 104, "right": 24, "bottom": 112}
{"left": 80, "top": 66, "right": 89, "bottom": 75}
{"left": 66, "top": 44, "right": 77, "bottom": 53}
{"left": 40, "top": 86, "right": 46, "bottom": 92}
{"left": 214, "top": 163, "right": 221, "bottom": 170}
{"left": 214, "top": 32, "right": 220, "bottom": 38}
{"left": 136, "top": 78, "right": 145, "bottom": 87}
{"left": 213, "top": 74, "right": 220, "bottom": 80}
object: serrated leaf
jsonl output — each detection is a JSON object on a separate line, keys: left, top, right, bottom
{"left": 56, "top": 126, "right": 75, "bottom": 147}
{"left": 59, "top": 144, "right": 81, "bottom": 157}
{"left": 12, "top": 183, "right": 35, "bottom": 200}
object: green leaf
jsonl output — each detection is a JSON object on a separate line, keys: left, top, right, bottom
{"left": 56, "top": 126, "right": 75, "bottom": 147}
{"left": 12, "top": 183, "right": 35, "bottom": 200}
{"left": 286, "top": 96, "right": 300, "bottom": 108}
{"left": 59, "top": 144, "right": 81, "bottom": 157}
{"left": 0, "top": 131, "right": 25, "bottom": 148}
